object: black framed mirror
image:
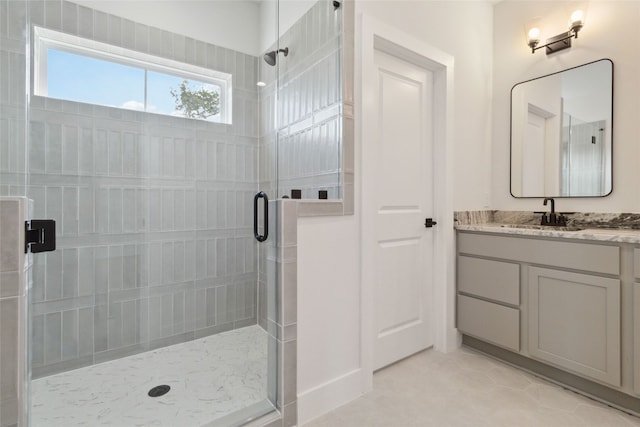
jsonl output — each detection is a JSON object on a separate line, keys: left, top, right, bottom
{"left": 510, "top": 59, "right": 613, "bottom": 198}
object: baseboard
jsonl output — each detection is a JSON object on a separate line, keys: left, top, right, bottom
{"left": 297, "top": 368, "right": 364, "bottom": 425}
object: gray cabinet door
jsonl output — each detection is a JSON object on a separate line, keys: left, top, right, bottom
{"left": 528, "top": 267, "right": 621, "bottom": 386}
{"left": 634, "top": 249, "right": 640, "bottom": 280}
{"left": 635, "top": 283, "right": 640, "bottom": 395}
{"left": 634, "top": 250, "right": 640, "bottom": 395}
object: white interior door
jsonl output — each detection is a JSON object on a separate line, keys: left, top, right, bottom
{"left": 372, "top": 48, "right": 435, "bottom": 370}
{"left": 522, "top": 111, "right": 546, "bottom": 195}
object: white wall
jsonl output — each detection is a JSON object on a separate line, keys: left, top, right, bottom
{"left": 493, "top": 0, "right": 640, "bottom": 212}
{"left": 296, "top": 1, "right": 494, "bottom": 424}
{"left": 75, "top": 0, "right": 265, "bottom": 56}
{"left": 259, "top": 0, "right": 316, "bottom": 54}
{"left": 279, "top": 0, "right": 317, "bottom": 35}
{"left": 351, "top": 1, "right": 494, "bottom": 211}
{"left": 297, "top": 214, "right": 361, "bottom": 422}
{"left": 259, "top": 0, "right": 278, "bottom": 54}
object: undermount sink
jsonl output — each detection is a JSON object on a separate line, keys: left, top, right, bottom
{"left": 498, "top": 224, "right": 585, "bottom": 232}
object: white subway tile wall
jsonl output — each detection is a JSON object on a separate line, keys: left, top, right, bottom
{"left": 259, "top": 0, "right": 343, "bottom": 201}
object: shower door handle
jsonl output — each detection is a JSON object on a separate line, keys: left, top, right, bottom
{"left": 254, "top": 191, "right": 269, "bottom": 242}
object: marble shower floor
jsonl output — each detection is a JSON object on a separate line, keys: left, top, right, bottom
{"left": 304, "top": 347, "right": 640, "bottom": 427}
{"left": 31, "top": 325, "right": 270, "bottom": 427}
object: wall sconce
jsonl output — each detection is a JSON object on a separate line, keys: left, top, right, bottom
{"left": 526, "top": 10, "right": 585, "bottom": 55}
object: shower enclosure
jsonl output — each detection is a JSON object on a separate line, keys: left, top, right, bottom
{"left": 1, "top": 0, "right": 341, "bottom": 425}
{"left": 561, "top": 113, "right": 607, "bottom": 196}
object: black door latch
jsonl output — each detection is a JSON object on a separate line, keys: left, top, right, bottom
{"left": 25, "top": 220, "right": 56, "bottom": 253}
{"left": 425, "top": 218, "right": 437, "bottom": 228}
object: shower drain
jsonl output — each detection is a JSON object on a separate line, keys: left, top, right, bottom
{"left": 148, "top": 384, "right": 171, "bottom": 397}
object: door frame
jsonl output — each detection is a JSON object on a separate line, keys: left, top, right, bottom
{"left": 359, "top": 14, "right": 457, "bottom": 390}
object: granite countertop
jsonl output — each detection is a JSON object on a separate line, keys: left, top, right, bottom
{"left": 455, "top": 211, "right": 640, "bottom": 244}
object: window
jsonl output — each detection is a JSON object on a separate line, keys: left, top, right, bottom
{"left": 34, "top": 27, "right": 232, "bottom": 123}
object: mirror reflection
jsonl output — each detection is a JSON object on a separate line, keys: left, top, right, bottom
{"left": 510, "top": 59, "right": 613, "bottom": 198}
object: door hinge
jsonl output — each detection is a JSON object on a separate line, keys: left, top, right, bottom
{"left": 25, "top": 220, "right": 56, "bottom": 253}
{"left": 424, "top": 218, "right": 437, "bottom": 228}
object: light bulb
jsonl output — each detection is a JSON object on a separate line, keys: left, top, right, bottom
{"left": 570, "top": 9, "right": 584, "bottom": 26}
{"left": 524, "top": 17, "right": 542, "bottom": 52}
{"left": 527, "top": 27, "right": 541, "bottom": 43}
{"left": 570, "top": 9, "right": 585, "bottom": 35}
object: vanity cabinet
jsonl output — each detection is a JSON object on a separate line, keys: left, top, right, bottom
{"left": 457, "top": 231, "right": 622, "bottom": 388}
{"left": 528, "top": 267, "right": 620, "bottom": 386}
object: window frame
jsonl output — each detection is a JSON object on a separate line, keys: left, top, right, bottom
{"left": 33, "top": 26, "right": 232, "bottom": 123}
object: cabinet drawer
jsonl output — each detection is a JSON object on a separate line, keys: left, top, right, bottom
{"left": 458, "top": 232, "right": 619, "bottom": 275}
{"left": 458, "top": 256, "right": 519, "bottom": 305}
{"left": 458, "top": 295, "right": 520, "bottom": 351}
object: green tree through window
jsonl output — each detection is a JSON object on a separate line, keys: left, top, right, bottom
{"left": 170, "top": 80, "right": 220, "bottom": 119}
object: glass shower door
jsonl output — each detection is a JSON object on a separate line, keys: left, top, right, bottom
{"left": 0, "top": 1, "right": 29, "bottom": 426}
{"left": 561, "top": 112, "right": 607, "bottom": 196}
{"left": 23, "top": 1, "right": 279, "bottom": 426}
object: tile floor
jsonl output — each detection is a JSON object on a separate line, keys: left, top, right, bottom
{"left": 31, "top": 325, "right": 270, "bottom": 426}
{"left": 303, "top": 347, "right": 640, "bottom": 427}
